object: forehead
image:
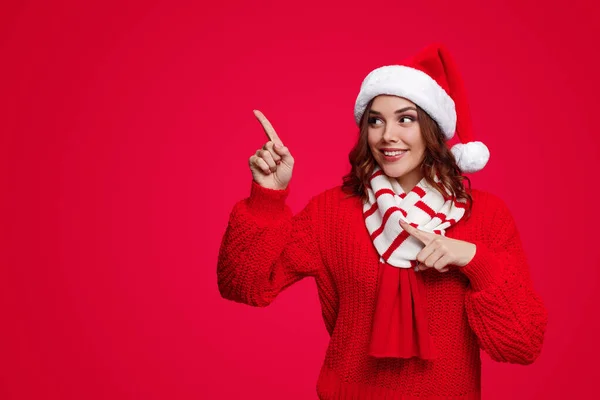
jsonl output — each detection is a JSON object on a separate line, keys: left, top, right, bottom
{"left": 371, "top": 95, "right": 416, "bottom": 111}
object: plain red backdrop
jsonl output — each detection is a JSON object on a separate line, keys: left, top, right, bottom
{"left": 1, "top": 0, "right": 599, "bottom": 399}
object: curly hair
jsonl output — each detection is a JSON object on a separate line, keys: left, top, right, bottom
{"left": 341, "top": 99, "right": 473, "bottom": 217}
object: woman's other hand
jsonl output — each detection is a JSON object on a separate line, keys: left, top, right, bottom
{"left": 249, "top": 110, "right": 294, "bottom": 190}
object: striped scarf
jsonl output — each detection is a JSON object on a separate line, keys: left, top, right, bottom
{"left": 363, "top": 166, "right": 467, "bottom": 268}
{"left": 363, "top": 166, "right": 467, "bottom": 359}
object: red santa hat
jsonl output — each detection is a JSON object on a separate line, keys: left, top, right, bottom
{"left": 354, "top": 44, "right": 490, "bottom": 173}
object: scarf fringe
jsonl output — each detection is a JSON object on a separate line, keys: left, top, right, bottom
{"left": 369, "top": 261, "right": 438, "bottom": 359}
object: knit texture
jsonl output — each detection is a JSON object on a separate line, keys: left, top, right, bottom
{"left": 217, "top": 181, "right": 548, "bottom": 399}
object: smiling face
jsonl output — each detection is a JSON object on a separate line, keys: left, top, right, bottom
{"left": 367, "top": 95, "right": 426, "bottom": 192}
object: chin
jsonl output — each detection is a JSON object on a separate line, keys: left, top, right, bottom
{"left": 372, "top": 152, "right": 424, "bottom": 188}
{"left": 380, "top": 166, "right": 408, "bottom": 179}
{"left": 376, "top": 158, "right": 411, "bottom": 179}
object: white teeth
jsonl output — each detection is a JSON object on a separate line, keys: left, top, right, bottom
{"left": 383, "top": 150, "right": 406, "bottom": 156}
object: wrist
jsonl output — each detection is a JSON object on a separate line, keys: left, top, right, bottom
{"left": 458, "top": 242, "right": 503, "bottom": 291}
{"left": 246, "top": 180, "right": 290, "bottom": 218}
{"left": 457, "top": 242, "right": 477, "bottom": 267}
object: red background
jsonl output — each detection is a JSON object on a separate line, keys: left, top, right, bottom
{"left": 2, "top": 0, "right": 599, "bottom": 399}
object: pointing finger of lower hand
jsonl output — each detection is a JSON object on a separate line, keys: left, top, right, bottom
{"left": 253, "top": 110, "right": 283, "bottom": 146}
{"left": 399, "top": 219, "right": 431, "bottom": 244}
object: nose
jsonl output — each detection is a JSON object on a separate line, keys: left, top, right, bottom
{"left": 382, "top": 124, "right": 400, "bottom": 143}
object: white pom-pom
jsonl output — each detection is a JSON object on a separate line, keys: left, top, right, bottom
{"left": 450, "top": 141, "right": 490, "bottom": 173}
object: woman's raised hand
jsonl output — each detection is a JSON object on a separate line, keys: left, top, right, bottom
{"left": 249, "top": 110, "right": 295, "bottom": 190}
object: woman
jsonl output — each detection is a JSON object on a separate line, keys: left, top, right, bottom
{"left": 217, "top": 44, "right": 547, "bottom": 399}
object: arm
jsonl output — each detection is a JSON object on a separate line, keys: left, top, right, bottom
{"left": 460, "top": 194, "right": 548, "bottom": 365}
{"left": 217, "top": 181, "right": 323, "bottom": 307}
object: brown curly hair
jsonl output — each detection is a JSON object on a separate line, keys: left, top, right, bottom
{"left": 341, "top": 99, "right": 473, "bottom": 217}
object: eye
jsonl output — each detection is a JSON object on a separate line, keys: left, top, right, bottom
{"left": 399, "top": 116, "right": 415, "bottom": 123}
{"left": 368, "top": 116, "right": 383, "bottom": 126}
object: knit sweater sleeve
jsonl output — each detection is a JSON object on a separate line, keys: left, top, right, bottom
{"left": 459, "top": 192, "right": 548, "bottom": 365}
{"left": 217, "top": 181, "right": 323, "bottom": 307}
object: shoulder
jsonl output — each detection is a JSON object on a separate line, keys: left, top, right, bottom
{"left": 304, "top": 185, "right": 362, "bottom": 212}
{"left": 468, "top": 188, "right": 518, "bottom": 231}
{"left": 470, "top": 188, "right": 511, "bottom": 214}
{"left": 313, "top": 185, "right": 360, "bottom": 202}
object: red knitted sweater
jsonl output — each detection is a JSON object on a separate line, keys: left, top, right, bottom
{"left": 217, "top": 181, "right": 548, "bottom": 399}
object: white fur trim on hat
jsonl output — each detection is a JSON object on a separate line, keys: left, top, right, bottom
{"left": 354, "top": 65, "right": 456, "bottom": 138}
{"left": 450, "top": 141, "right": 490, "bottom": 173}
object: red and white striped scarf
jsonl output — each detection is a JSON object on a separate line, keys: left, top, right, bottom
{"left": 363, "top": 166, "right": 467, "bottom": 268}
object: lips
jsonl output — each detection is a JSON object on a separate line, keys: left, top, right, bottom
{"left": 379, "top": 148, "right": 408, "bottom": 161}
{"left": 380, "top": 148, "right": 408, "bottom": 156}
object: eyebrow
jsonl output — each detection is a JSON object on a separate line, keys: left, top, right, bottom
{"left": 369, "top": 107, "right": 417, "bottom": 115}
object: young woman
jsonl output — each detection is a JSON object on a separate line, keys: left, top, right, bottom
{"left": 217, "top": 44, "right": 547, "bottom": 399}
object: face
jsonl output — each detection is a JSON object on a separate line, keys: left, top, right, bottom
{"left": 367, "top": 95, "right": 426, "bottom": 191}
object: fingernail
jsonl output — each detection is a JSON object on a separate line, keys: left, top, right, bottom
{"left": 274, "top": 143, "right": 282, "bottom": 149}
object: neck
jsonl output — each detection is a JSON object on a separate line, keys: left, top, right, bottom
{"left": 397, "top": 169, "right": 424, "bottom": 193}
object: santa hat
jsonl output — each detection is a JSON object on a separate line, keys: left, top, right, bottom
{"left": 354, "top": 44, "right": 490, "bottom": 173}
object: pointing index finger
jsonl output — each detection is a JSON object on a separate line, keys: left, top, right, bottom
{"left": 253, "top": 110, "right": 283, "bottom": 145}
{"left": 399, "top": 219, "right": 431, "bottom": 244}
